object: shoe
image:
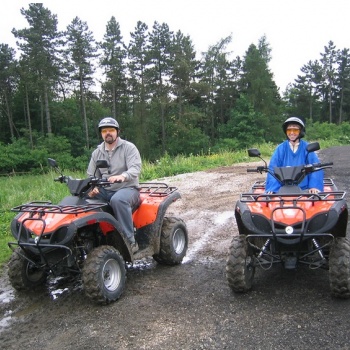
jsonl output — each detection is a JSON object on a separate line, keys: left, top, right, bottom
{"left": 131, "top": 242, "right": 139, "bottom": 253}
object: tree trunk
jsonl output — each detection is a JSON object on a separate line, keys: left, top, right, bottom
{"left": 161, "top": 99, "right": 166, "bottom": 153}
{"left": 80, "top": 75, "right": 89, "bottom": 149}
{"left": 44, "top": 86, "right": 52, "bottom": 134}
{"left": 112, "top": 82, "right": 116, "bottom": 119}
{"left": 339, "top": 88, "right": 344, "bottom": 124}
{"left": 4, "top": 92, "right": 14, "bottom": 139}
{"left": 328, "top": 79, "right": 333, "bottom": 123}
{"left": 25, "top": 85, "right": 33, "bottom": 148}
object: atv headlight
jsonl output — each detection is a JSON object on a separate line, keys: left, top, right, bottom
{"left": 285, "top": 226, "right": 294, "bottom": 235}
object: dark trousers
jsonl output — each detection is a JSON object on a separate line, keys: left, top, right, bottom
{"left": 96, "top": 187, "right": 140, "bottom": 243}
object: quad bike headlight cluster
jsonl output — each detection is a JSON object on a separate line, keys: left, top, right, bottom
{"left": 285, "top": 226, "right": 294, "bottom": 235}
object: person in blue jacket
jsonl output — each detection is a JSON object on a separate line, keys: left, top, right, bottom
{"left": 265, "top": 117, "right": 324, "bottom": 194}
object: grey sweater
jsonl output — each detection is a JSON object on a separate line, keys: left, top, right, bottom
{"left": 87, "top": 138, "right": 142, "bottom": 191}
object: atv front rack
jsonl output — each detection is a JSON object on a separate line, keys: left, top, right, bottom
{"left": 11, "top": 201, "right": 107, "bottom": 215}
{"left": 240, "top": 191, "right": 346, "bottom": 203}
{"left": 139, "top": 182, "right": 177, "bottom": 197}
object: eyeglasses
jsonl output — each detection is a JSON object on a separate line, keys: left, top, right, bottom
{"left": 101, "top": 128, "right": 116, "bottom": 134}
{"left": 286, "top": 128, "right": 300, "bottom": 135}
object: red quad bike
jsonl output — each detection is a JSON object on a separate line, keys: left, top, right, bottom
{"left": 226, "top": 142, "right": 350, "bottom": 298}
{"left": 8, "top": 158, "right": 188, "bottom": 304}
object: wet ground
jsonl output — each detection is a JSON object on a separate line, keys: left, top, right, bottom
{"left": 0, "top": 146, "right": 350, "bottom": 349}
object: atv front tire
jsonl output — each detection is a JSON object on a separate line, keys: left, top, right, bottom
{"left": 8, "top": 247, "right": 47, "bottom": 290}
{"left": 82, "top": 245, "right": 126, "bottom": 304}
{"left": 226, "top": 235, "right": 255, "bottom": 293}
{"left": 329, "top": 237, "right": 350, "bottom": 299}
{"left": 153, "top": 217, "right": 188, "bottom": 265}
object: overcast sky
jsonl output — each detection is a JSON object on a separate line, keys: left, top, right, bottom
{"left": 1, "top": 0, "right": 349, "bottom": 91}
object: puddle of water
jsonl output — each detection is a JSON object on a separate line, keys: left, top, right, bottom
{"left": 47, "top": 275, "right": 83, "bottom": 300}
{"left": 12, "top": 301, "right": 42, "bottom": 318}
{"left": 51, "top": 288, "right": 70, "bottom": 300}
{"left": 0, "top": 313, "right": 13, "bottom": 333}
{"left": 0, "top": 288, "right": 15, "bottom": 304}
{"left": 183, "top": 211, "right": 233, "bottom": 263}
{"left": 214, "top": 211, "right": 234, "bottom": 225}
{"left": 127, "top": 258, "right": 156, "bottom": 272}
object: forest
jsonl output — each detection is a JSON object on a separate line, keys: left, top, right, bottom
{"left": 1, "top": 3, "right": 350, "bottom": 174}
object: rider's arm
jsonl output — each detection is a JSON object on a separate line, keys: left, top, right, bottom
{"left": 122, "top": 143, "right": 142, "bottom": 182}
{"left": 265, "top": 145, "right": 283, "bottom": 193}
{"left": 307, "top": 152, "right": 324, "bottom": 191}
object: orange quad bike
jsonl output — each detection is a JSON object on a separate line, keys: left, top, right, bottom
{"left": 8, "top": 158, "right": 188, "bottom": 304}
{"left": 226, "top": 142, "right": 350, "bottom": 298}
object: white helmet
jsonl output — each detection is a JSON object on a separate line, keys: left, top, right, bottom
{"left": 282, "top": 117, "right": 305, "bottom": 138}
{"left": 98, "top": 117, "right": 119, "bottom": 131}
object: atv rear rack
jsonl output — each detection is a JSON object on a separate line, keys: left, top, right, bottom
{"left": 139, "top": 182, "right": 177, "bottom": 197}
{"left": 11, "top": 201, "right": 107, "bottom": 215}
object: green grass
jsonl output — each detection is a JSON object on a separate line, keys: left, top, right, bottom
{"left": 0, "top": 140, "right": 341, "bottom": 268}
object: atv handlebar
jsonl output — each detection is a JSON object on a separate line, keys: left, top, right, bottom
{"left": 54, "top": 175, "right": 68, "bottom": 183}
{"left": 49, "top": 158, "right": 122, "bottom": 196}
{"left": 247, "top": 161, "right": 333, "bottom": 186}
{"left": 89, "top": 177, "right": 112, "bottom": 187}
{"left": 315, "top": 162, "right": 333, "bottom": 168}
{"left": 54, "top": 176, "right": 115, "bottom": 196}
{"left": 247, "top": 166, "right": 267, "bottom": 174}
{"left": 247, "top": 162, "right": 332, "bottom": 174}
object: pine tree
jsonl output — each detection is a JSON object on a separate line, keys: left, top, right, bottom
{"left": 0, "top": 44, "right": 17, "bottom": 140}
{"left": 12, "top": 3, "right": 62, "bottom": 135}
{"left": 170, "top": 30, "right": 198, "bottom": 120}
{"left": 320, "top": 41, "right": 338, "bottom": 123}
{"left": 200, "top": 35, "right": 233, "bottom": 140}
{"left": 99, "top": 16, "right": 127, "bottom": 121}
{"left": 148, "top": 21, "right": 173, "bottom": 153}
{"left": 128, "top": 21, "right": 151, "bottom": 155}
{"left": 239, "top": 38, "right": 282, "bottom": 141}
{"left": 65, "top": 16, "right": 97, "bottom": 148}
{"left": 336, "top": 48, "right": 350, "bottom": 123}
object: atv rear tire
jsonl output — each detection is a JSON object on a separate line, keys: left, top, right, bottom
{"left": 226, "top": 235, "right": 255, "bottom": 293}
{"left": 329, "top": 237, "right": 350, "bottom": 299}
{"left": 82, "top": 245, "right": 126, "bottom": 304}
{"left": 8, "top": 248, "right": 47, "bottom": 290}
{"left": 153, "top": 217, "right": 188, "bottom": 265}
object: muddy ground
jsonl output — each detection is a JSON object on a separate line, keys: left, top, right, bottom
{"left": 1, "top": 146, "right": 350, "bottom": 350}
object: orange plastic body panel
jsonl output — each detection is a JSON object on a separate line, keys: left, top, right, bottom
{"left": 17, "top": 192, "right": 167, "bottom": 236}
{"left": 17, "top": 211, "right": 92, "bottom": 236}
{"left": 246, "top": 185, "right": 337, "bottom": 226}
{"left": 132, "top": 193, "right": 162, "bottom": 229}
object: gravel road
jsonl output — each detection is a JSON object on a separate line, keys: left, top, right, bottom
{"left": 0, "top": 146, "right": 349, "bottom": 350}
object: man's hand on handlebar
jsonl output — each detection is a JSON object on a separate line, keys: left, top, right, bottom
{"left": 88, "top": 187, "right": 100, "bottom": 197}
{"left": 108, "top": 175, "right": 126, "bottom": 183}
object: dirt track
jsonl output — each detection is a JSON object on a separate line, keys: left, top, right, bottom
{"left": 1, "top": 146, "right": 350, "bottom": 349}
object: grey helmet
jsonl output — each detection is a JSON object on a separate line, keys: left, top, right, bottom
{"left": 282, "top": 117, "right": 305, "bottom": 138}
{"left": 98, "top": 117, "right": 119, "bottom": 131}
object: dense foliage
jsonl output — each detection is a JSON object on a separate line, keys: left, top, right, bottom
{"left": 1, "top": 4, "right": 350, "bottom": 174}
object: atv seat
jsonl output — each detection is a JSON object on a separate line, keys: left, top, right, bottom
{"left": 132, "top": 196, "right": 143, "bottom": 213}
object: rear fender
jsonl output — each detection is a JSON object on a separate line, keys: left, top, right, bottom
{"left": 133, "top": 191, "right": 180, "bottom": 228}
{"left": 134, "top": 191, "right": 181, "bottom": 251}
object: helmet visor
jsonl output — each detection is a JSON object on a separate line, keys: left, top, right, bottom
{"left": 101, "top": 128, "right": 117, "bottom": 134}
{"left": 286, "top": 127, "right": 300, "bottom": 136}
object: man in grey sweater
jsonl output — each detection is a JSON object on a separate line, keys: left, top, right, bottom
{"left": 87, "top": 117, "right": 142, "bottom": 253}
